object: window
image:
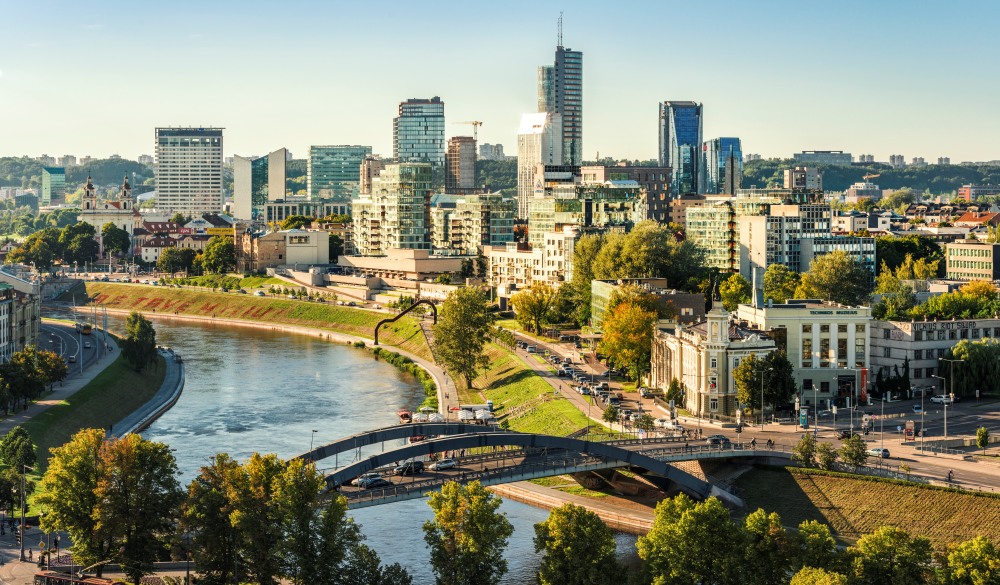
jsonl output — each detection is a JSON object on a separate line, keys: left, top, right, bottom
{"left": 802, "top": 338, "right": 813, "bottom": 362}
{"left": 938, "top": 348, "right": 946, "bottom": 358}
{"left": 972, "top": 328, "right": 980, "bottom": 339}
{"left": 820, "top": 339, "right": 830, "bottom": 367}
{"left": 837, "top": 338, "right": 848, "bottom": 367}
{"left": 838, "top": 324, "right": 848, "bottom": 334}
{"left": 914, "top": 330, "right": 923, "bottom": 341}
{"left": 883, "top": 347, "right": 891, "bottom": 358}
{"left": 821, "top": 324, "right": 830, "bottom": 333}
{"left": 884, "top": 329, "right": 891, "bottom": 339}
{"left": 802, "top": 324, "right": 813, "bottom": 334}
{"left": 949, "top": 330, "right": 956, "bottom": 340}
{"left": 914, "top": 349, "right": 923, "bottom": 360}
{"left": 710, "top": 357, "right": 718, "bottom": 369}
{"left": 710, "top": 398, "right": 719, "bottom": 411}
{"left": 913, "top": 368, "right": 923, "bottom": 379}
{"left": 856, "top": 324, "right": 865, "bottom": 334}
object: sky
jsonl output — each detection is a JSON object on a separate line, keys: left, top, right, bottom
{"left": 2, "top": 0, "right": 999, "bottom": 163}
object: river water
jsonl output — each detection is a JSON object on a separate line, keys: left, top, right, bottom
{"left": 96, "top": 314, "right": 637, "bottom": 583}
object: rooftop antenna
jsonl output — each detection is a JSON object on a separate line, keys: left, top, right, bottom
{"left": 558, "top": 11, "right": 563, "bottom": 48}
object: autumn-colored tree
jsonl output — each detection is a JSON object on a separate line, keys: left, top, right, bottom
{"left": 597, "top": 300, "right": 657, "bottom": 381}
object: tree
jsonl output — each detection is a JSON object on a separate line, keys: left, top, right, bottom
{"left": 733, "top": 352, "right": 796, "bottom": 419}
{"left": 533, "top": 503, "right": 618, "bottom": 585}
{"left": 433, "top": 288, "right": 494, "bottom": 388}
{"left": 183, "top": 453, "right": 241, "bottom": 585}
{"left": 202, "top": 236, "right": 236, "bottom": 274}
{"left": 157, "top": 247, "right": 197, "bottom": 274}
{"left": 815, "top": 442, "right": 838, "bottom": 470}
{"left": 743, "top": 508, "right": 791, "bottom": 585}
{"left": 795, "top": 251, "right": 872, "bottom": 306}
{"left": 941, "top": 536, "right": 1000, "bottom": 585}
{"left": 101, "top": 222, "right": 131, "bottom": 256}
{"left": 120, "top": 311, "right": 157, "bottom": 372}
{"left": 876, "top": 234, "right": 942, "bottom": 277}
{"left": 872, "top": 261, "right": 918, "bottom": 320}
{"left": 636, "top": 413, "right": 656, "bottom": 433}
{"left": 839, "top": 435, "right": 868, "bottom": 468}
{"left": 0, "top": 426, "right": 35, "bottom": 470}
{"left": 848, "top": 526, "right": 934, "bottom": 585}
{"left": 36, "top": 429, "right": 182, "bottom": 582}
{"left": 509, "top": 283, "right": 556, "bottom": 335}
{"left": 720, "top": 273, "right": 752, "bottom": 311}
{"left": 568, "top": 234, "right": 604, "bottom": 325}
{"left": 792, "top": 433, "right": 817, "bottom": 467}
{"left": 424, "top": 481, "right": 514, "bottom": 585}
{"left": 279, "top": 215, "right": 314, "bottom": 230}
{"left": 597, "top": 301, "right": 656, "bottom": 381}
{"left": 34, "top": 348, "right": 69, "bottom": 389}
{"left": 329, "top": 235, "right": 344, "bottom": 263}
{"left": 792, "top": 520, "right": 842, "bottom": 573}
{"left": 789, "top": 567, "right": 848, "bottom": 585}
{"left": 602, "top": 404, "right": 620, "bottom": 425}
{"left": 977, "top": 426, "right": 990, "bottom": 454}
{"left": 169, "top": 212, "right": 188, "bottom": 224}
{"left": 636, "top": 494, "right": 743, "bottom": 585}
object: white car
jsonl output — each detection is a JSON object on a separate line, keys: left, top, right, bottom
{"left": 428, "top": 459, "right": 456, "bottom": 471}
{"left": 930, "top": 395, "right": 953, "bottom": 405}
{"left": 351, "top": 473, "right": 382, "bottom": 487}
{"left": 866, "top": 447, "right": 891, "bottom": 458}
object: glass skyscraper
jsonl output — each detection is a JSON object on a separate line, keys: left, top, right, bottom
{"left": 538, "top": 45, "right": 583, "bottom": 166}
{"left": 701, "top": 137, "right": 743, "bottom": 195}
{"left": 393, "top": 97, "right": 445, "bottom": 171}
{"left": 232, "top": 149, "right": 287, "bottom": 220}
{"left": 658, "top": 102, "right": 703, "bottom": 196}
{"left": 41, "top": 167, "right": 65, "bottom": 206}
{"left": 351, "top": 163, "right": 433, "bottom": 255}
{"left": 307, "top": 145, "right": 372, "bottom": 200}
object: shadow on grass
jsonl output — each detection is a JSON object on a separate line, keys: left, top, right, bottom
{"left": 489, "top": 369, "right": 539, "bottom": 391}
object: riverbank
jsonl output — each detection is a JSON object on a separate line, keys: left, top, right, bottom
{"left": 115, "top": 348, "right": 186, "bottom": 435}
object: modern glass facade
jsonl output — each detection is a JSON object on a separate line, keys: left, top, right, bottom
{"left": 351, "top": 163, "right": 433, "bottom": 255}
{"left": 553, "top": 47, "right": 583, "bottom": 166}
{"left": 527, "top": 183, "right": 646, "bottom": 249}
{"left": 701, "top": 137, "right": 742, "bottom": 195}
{"left": 658, "top": 102, "right": 703, "bottom": 195}
{"left": 307, "top": 145, "right": 372, "bottom": 200}
{"left": 393, "top": 98, "right": 445, "bottom": 171}
{"left": 41, "top": 167, "right": 65, "bottom": 206}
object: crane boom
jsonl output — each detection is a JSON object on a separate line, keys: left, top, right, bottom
{"left": 453, "top": 120, "right": 483, "bottom": 141}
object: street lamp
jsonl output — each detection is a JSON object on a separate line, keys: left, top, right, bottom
{"left": 812, "top": 385, "right": 820, "bottom": 437}
{"left": 309, "top": 430, "right": 318, "bottom": 460}
{"left": 940, "top": 358, "right": 964, "bottom": 440}
{"left": 759, "top": 367, "right": 773, "bottom": 430}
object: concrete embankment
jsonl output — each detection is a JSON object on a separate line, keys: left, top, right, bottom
{"left": 489, "top": 481, "right": 655, "bottom": 535}
{"left": 115, "top": 348, "right": 186, "bottom": 435}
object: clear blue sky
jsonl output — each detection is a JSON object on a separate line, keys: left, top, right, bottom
{"left": 2, "top": 0, "right": 998, "bottom": 163}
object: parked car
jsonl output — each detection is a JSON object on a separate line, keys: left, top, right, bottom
{"left": 394, "top": 461, "right": 424, "bottom": 476}
{"left": 912, "top": 404, "right": 924, "bottom": 414}
{"left": 255, "top": 290, "right": 266, "bottom": 296}
{"left": 705, "top": 435, "right": 731, "bottom": 446}
{"left": 930, "top": 395, "right": 953, "bottom": 405}
{"left": 866, "top": 447, "right": 891, "bottom": 458}
{"left": 837, "top": 430, "right": 860, "bottom": 440}
{"left": 526, "top": 345, "right": 537, "bottom": 353}
{"left": 654, "top": 418, "right": 670, "bottom": 428}
{"left": 428, "top": 458, "right": 456, "bottom": 471}
{"left": 352, "top": 473, "right": 382, "bottom": 487}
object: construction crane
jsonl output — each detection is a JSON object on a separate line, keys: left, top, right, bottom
{"left": 454, "top": 121, "right": 483, "bottom": 141}
{"left": 863, "top": 173, "right": 881, "bottom": 181}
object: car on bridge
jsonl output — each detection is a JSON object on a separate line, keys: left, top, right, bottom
{"left": 394, "top": 461, "right": 424, "bottom": 476}
{"left": 705, "top": 435, "right": 731, "bottom": 446}
{"left": 364, "top": 478, "right": 393, "bottom": 489}
{"left": 352, "top": 473, "right": 382, "bottom": 487}
{"left": 912, "top": 404, "right": 924, "bottom": 414}
{"left": 429, "top": 458, "right": 456, "bottom": 471}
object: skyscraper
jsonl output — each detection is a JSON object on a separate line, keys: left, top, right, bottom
{"left": 233, "top": 148, "right": 287, "bottom": 220}
{"left": 701, "top": 137, "right": 742, "bottom": 195}
{"left": 41, "top": 167, "right": 65, "bottom": 206}
{"left": 658, "top": 102, "right": 703, "bottom": 195}
{"left": 155, "top": 127, "right": 224, "bottom": 215}
{"left": 307, "top": 145, "right": 372, "bottom": 200}
{"left": 393, "top": 97, "right": 445, "bottom": 172}
{"left": 537, "top": 19, "right": 582, "bottom": 167}
{"left": 445, "top": 136, "right": 477, "bottom": 193}
{"left": 517, "top": 113, "right": 562, "bottom": 219}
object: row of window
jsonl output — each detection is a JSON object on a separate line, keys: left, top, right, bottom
{"left": 803, "top": 324, "right": 866, "bottom": 334}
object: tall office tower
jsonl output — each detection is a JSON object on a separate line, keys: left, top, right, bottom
{"left": 701, "top": 137, "right": 743, "bottom": 195}
{"left": 359, "top": 155, "right": 386, "bottom": 195}
{"left": 41, "top": 167, "right": 65, "bottom": 206}
{"left": 351, "top": 163, "right": 433, "bottom": 255}
{"left": 154, "top": 127, "right": 224, "bottom": 215}
{"left": 307, "top": 145, "right": 372, "bottom": 200}
{"left": 537, "top": 24, "right": 583, "bottom": 167}
{"left": 445, "top": 136, "right": 477, "bottom": 193}
{"left": 233, "top": 148, "right": 287, "bottom": 220}
{"left": 516, "top": 113, "right": 562, "bottom": 220}
{"left": 658, "top": 102, "right": 703, "bottom": 195}
{"left": 393, "top": 97, "right": 445, "bottom": 172}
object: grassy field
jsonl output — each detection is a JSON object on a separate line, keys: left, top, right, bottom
{"left": 65, "top": 282, "right": 431, "bottom": 361}
{"left": 735, "top": 466, "right": 1000, "bottom": 547}
{"left": 24, "top": 354, "right": 166, "bottom": 470}
{"left": 496, "top": 319, "right": 561, "bottom": 343}
{"left": 166, "top": 274, "right": 285, "bottom": 290}
{"left": 468, "top": 344, "right": 596, "bottom": 436}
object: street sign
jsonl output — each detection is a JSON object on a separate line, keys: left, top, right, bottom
{"left": 795, "top": 396, "right": 800, "bottom": 412}
{"left": 736, "top": 409, "right": 742, "bottom": 424}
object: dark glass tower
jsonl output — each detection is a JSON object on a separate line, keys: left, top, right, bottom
{"left": 658, "top": 101, "right": 703, "bottom": 195}
{"left": 702, "top": 137, "right": 743, "bottom": 195}
{"left": 538, "top": 20, "right": 582, "bottom": 167}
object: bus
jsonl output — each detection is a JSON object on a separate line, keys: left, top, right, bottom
{"left": 34, "top": 571, "right": 124, "bottom": 585}
{"left": 75, "top": 323, "right": 93, "bottom": 335}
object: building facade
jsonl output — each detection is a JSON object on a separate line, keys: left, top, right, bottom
{"left": 701, "top": 137, "right": 742, "bottom": 195}
{"left": 685, "top": 195, "right": 780, "bottom": 272}
{"left": 431, "top": 193, "right": 515, "bottom": 255}
{"left": 233, "top": 148, "right": 287, "bottom": 221}
{"left": 580, "top": 165, "right": 671, "bottom": 223}
{"left": 527, "top": 173, "right": 646, "bottom": 250}
{"left": 658, "top": 101, "right": 703, "bottom": 195}
{"left": 264, "top": 200, "right": 350, "bottom": 225}
{"left": 736, "top": 300, "right": 872, "bottom": 410}
{"left": 516, "top": 113, "right": 562, "bottom": 219}
{"left": 740, "top": 204, "right": 834, "bottom": 284}
{"left": 538, "top": 44, "right": 583, "bottom": 166}
{"left": 393, "top": 97, "right": 445, "bottom": 171}
{"left": 650, "top": 306, "right": 776, "bottom": 418}
{"left": 590, "top": 278, "right": 705, "bottom": 328}
{"left": 793, "top": 151, "right": 852, "bottom": 166}
{"left": 445, "top": 136, "right": 477, "bottom": 193}
{"left": 945, "top": 240, "right": 1000, "bottom": 281}
{"left": 783, "top": 167, "right": 823, "bottom": 191}
{"left": 307, "top": 145, "right": 372, "bottom": 200}
{"left": 154, "top": 127, "right": 224, "bottom": 215}
{"left": 41, "top": 167, "right": 65, "bottom": 206}
{"left": 351, "top": 163, "right": 432, "bottom": 256}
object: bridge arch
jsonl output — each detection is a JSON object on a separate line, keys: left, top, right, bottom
{"left": 374, "top": 299, "right": 437, "bottom": 345}
{"left": 297, "top": 423, "right": 504, "bottom": 463}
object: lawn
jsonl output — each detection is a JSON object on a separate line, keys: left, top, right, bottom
{"left": 496, "top": 319, "right": 561, "bottom": 343}
{"left": 67, "top": 282, "right": 431, "bottom": 361}
{"left": 735, "top": 466, "right": 1000, "bottom": 547}
{"left": 471, "top": 344, "right": 597, "bottom": 436}
{"left": 25, "top": 353, "right": 167, "bottom": 471}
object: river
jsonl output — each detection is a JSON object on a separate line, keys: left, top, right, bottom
{"left": 95, "top": 314, "right": 638, "bottom": 583}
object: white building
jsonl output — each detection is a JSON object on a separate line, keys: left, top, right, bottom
{"left": 154, "top": 127, "right": 224, "bottom": 215}
{"left": 516, "top": 112, "right": 561, "bottom": 219}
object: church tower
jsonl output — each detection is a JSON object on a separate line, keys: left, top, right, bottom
{"left": 82, "top": 175, "right": 97, "bottom": 211}
{"left": 119, "top": 175, "right": 132, "bottom": 211}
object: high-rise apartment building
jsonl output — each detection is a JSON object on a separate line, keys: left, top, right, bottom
{"left": 431, "top": 192, "right": 516, "bottom": 254}
{"left": 783, "top": 167, "right": 823, "bottom": 191}
{"left": 138, "top": 154, "right": 154, "bottom": 166}
{"left": 538, "top": 30, "right": 583, "bottom": 166}
{"left": 307, "top": 145, "right": 372, "bottom": 200}
{"left": 479, "top": 143, "right": 506, "bottom": 161}
{"left": 393, "top": 97, "right": 445, "bottom": 171}
{"left": 658, "top": 101, "right": 703, "bottom": 195}
{"left": 517, "top": 113, "right": 562, "bottom": 219}
{"left": 58, "top": 155, "right": 77, "bottom": 168}
{"left": 889, "top": 154, "right": 906, "bottom": 168}
{"left": 701, "top": 138, "right": 742, "bottom": 195}
{"left": 41, "top": 167, "right": 65, "bottom": 206}
{"left": 233, "top": 148, "right": 287, "bottom": 220}
{"left": 351, "top": 163, "right": 433, "bottom": 256}
{"left": 445, "top": 136, "right": 477, "bottom": 193}
{"left": 360, "top": 156, "right": 387, "bottom": 195}
{"left": 154, "top": 127, "right": 224, "bottom": 215}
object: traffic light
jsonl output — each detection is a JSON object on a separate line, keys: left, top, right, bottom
{"left": 15, "top": 530, "right": 21, "bottom": 546}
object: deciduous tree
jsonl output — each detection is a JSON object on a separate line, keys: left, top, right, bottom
{"left": 201, "top": 235, "right": 236, "bottom": 274}
{"left": 720, "top": 273, "right": 752, "bottom": 311}
{"left": 120, "top": 311, "right": 157, "bottom": 372}
{"left": 509, "top": 283, "right": 556, "bottom": 335}
{"left": 433, "top": 287, "right": 494, "bottom": 389}
{"left": 792, "top": 520, "right": 842, "bottom": 572}
{"left": 101, "top": 222, "right": 131, "bottom": 256}
{"left": 795, "top": 251, "right": 872, "bottom": 306}
{"left": 598, "top": 300, "right": 656, "bottom": 382}
{"left": 533, "top": 503, "right": 618, "bottom": 585}
{"left": 839, "top": 435, "right": 868, "bottom": 468}
{"left": 848, "top": 526, "right": 934, "bottom": 585}
{"left": 792, "top": 433, "right": 817, "bottom": 467}
{"left": 789, "top": 567, "right": 848, "bottom": 585}
{"left": 940, "top": 535, "right": 1000, "bottom": 585}
{"left": 764, "top": 264, "right": 801, "bottom": 304}
{"left": 424, "top": 481, "right": 514, "bottom": 585}
{"left": 743, "top": 508, "right": 791, "bottom": 585}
